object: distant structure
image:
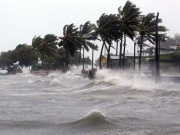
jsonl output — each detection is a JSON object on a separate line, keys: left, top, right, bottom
{"left": 101, "top": 52, "right": 140, "bottom": 69}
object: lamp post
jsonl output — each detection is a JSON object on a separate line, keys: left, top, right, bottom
{"left": 155, "top": 11, "right": 166, "bottom": 82}
{"left": 92, "top": 47, "right": 94, "bottom": 70}
{"left": 137, "top": 49, "right": 141, "bottom": 71}
{"left": 83, "top": 47, "right": 85, "bottom": 71}
{"left": 92, "top": 45, "right": 98, "bottom": 70}
{"left": 155, "top": 12, "right": 160, "bottom": 82}
{"left": 152, "top": 30, "right": 166, "bottom": 82}
{"left": 134, "top": 41, "right": 136, "bottom": 69}
{"left": 116, "top": 40, "right": 119, "bottom": 56}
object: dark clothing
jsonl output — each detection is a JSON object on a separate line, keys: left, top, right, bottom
{"left": 88, "top": 70, "right": 94, "bottom": 79}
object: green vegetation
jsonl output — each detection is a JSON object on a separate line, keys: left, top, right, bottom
{"left": 0, "top": 0, "right": 168, "bottom": 72}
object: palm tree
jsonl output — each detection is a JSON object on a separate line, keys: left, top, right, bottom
{"left": 96, "top": 14, "right": 110, "bottom": 69}
{"left": 15, "top": 44, "right": 34, "bottom": 68}
{"left": 40, "top": 34, "right": 58, "bottom": 68}
{"left": 79, "top": 21, "right": 98, "bottom": 70}
{"left": 117, "top": 0, "right": 141, "bottom": 68}
{"left": 96, "top": 14, "right": 119, "bottom": 69}
{"left": 132, "top": 13, "right": 166, "bottom": 71}
{"left": 32, "top": 36, "right": 43, "bottom": 70}
{"left": 155, "top": 13, "right": 168, "bottom": 81}
{"left": 32, "top": 34, "right": 58, "bottom": 69}
{"left": 59, "top": 24, "right": 81, "bottom": 70}
{"left": 116, "top": 40, "right": 119, "bottom": 56}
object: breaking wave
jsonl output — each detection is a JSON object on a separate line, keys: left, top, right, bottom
{"left": 61, "top": 111, "right": 116, "bottom": 128}
{"left": 28, "top": 79, "right": 42, "bottom": 84}
{"left": 80, "top": 81, "right": 114, "bottom": 89}
{"left": 49, "top": 78, "right": 63, "bottom": 87}
{"left": 95, "top": 69, "right": 178, "bottom": 92}
{"left": 0, "top": 120, "right": 53, "bottom": 128}
{"left": 157, "top": 90, "right": 180, "bottom": 97}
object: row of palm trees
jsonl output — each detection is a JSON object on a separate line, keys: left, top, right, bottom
{"left": 31, "top": 0, "right": 167, "bottom": 71}
{"left": 96, "top": 1, "right": 166, "bottom": 70}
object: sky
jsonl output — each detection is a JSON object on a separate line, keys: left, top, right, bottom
{"left": 0, "top": 0, "right": 180, "bottom": 58}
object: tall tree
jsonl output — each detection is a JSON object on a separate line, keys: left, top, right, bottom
{"left": 15, "top": 44, "right": 34, "bottom": 67}
{"left": 32, "top": 34, "right": 58, "bottom": 69}
{"left": 96, "top": 14, "right": 119, "bottom": 69}
{"left": 133, "top": 13, "right": 166, "bottom": 71}
{"left": 117, "top": 0, "right": 141, "bottom": 68}
{"left": 79, "top": 21, "right": 98, "bottom": 70}
{"left": 59, "top": 24, "right": 81, "bottom": 70}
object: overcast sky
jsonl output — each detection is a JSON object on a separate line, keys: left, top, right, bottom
{"left": 0, "top": 0, "right": 180, "bottom": 58}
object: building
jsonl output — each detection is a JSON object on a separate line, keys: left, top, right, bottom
{"left": 101, "top": 52, "right": 140, "bottom": 69}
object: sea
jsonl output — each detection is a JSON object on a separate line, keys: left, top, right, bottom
{"left": 0, "top": 67, "right": 180, "bottom": 135}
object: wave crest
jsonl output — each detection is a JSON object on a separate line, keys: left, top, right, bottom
{"left": 49, "top": 78, "right": 62, "bottom": 87}
{"left": 61, "top": 111, "right": 115, "bottom": 128}
{"left": 158, "top": 90, "right": 180, "bottom": 97}
{"left": 28, "top": 79, "right": 42, "bottom": 84}
{"left": 82, "top": 111, "right": 106, "bottom": 125}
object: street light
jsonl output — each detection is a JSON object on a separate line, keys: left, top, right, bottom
{"left": 134, "top": 41, "right": 136, "bottom": 69}
{"left": 92, "top": 47, "right": 94, "bottom": 70}
{"left": 155, "top": 12, "right": 160, "bottom": 82}
{"left": 83, "top": 47, "right": 85, "bottom": 71}
{"left": 92, "top": 44, "right": 98, "bottom": 70}
{"left": 152, "top": 31, "right": 166, "bottom": 82}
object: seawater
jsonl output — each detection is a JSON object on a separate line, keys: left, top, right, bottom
{"left": 0, "top": 68, "right": 180, "bottom": 135}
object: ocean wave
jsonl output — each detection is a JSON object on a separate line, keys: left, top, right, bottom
{"left": 48, "top": 78, "right": 63, "bottom": 87}
{"left": 63, "top": 73, "right": 83, "bottom": 80}
{"left": 0, "top": 120, "right": 53, "bottom": 128}
{"left": 95, "top": 69, "right": 177, "bottom": 92}
{"left": 156, "top": 90, "right": 180, "bottom": 97}
{"left": 60, "top": 111, "right": 116, "bottom": 129}
{"left": 80, "top": 81, "right": 114, "bottom": 89}
{"left": 28, "top": 79, "right": 42, "bottom": 84}
{"left": 47, "top": 71, "right": 62, "bottom": 78}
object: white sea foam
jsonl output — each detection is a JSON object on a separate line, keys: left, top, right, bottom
{"left": 95, "top": 69, "right": 176, "bottom": 91}
{"left": 28, "top": 79, "right": 42, "bottom": 84}
{"left": 0, "top": 69, "right": 8, "bottom": 74}
{"left": 49, "top": 78, "right": 62, "bottom": 87}
{"left": 21, "top": 67, "right": 31, "bottom": 74}
{"left": 1, "top": 66, "right": 180, "bottom": 134}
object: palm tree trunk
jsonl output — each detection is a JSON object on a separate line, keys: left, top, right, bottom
{"left": 155, "top": 12, "right": 160, "bottom": 82}
{"left": 99, "top": 40, "right": 105, "bottom": 69}
{"left": 107, "top": 42, "right": 111, "bottom": 68}
{"left": 116, "top": 40, "right": 118, "bottom": 56}
{"left": 110, "top": 57, "right": 113, "bottom": 68}
{"left": 78, "top": 47, "right": 81, "bottom": 67}
{"left": 83, "top": 47, "right": 85, "bottom": 70}
{"left": 122, "top": 35, "right": 126, "bottom": 68}
{"left": 92, "top": 48, "right": 94, "bottom": 69}
{"left": 118, "top": 34, "right": 123, "bottom": 68}
{"left": 139, "top": 35, "right": 144, "bottom": 71}
{"left": 134, "top": 42, "right": 136, "bottom": 69}
{"left": 29, "top": 56, "right": 31, "bottom": 70}
{"left": 66, "top": 51, "right": 69, "bottom": 70}
{"left": 30, "top": 52, "right": 33, "bottom": 73}
{"left": 42, "top": 52, "right": 44, "bottom": 69}
{"left": 31, "top": 50, "right": 35, "bottom": 72}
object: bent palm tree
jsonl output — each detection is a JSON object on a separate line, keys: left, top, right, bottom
{"left": 96, "top": 14, "right": 119, "bottom": 69}
{"left": 117, "top": 1, "right": 141, "bottom": 68}
{"left": 79, "top": 22, "right": 98, "bottom": 50}
{"left": 79, "top": 21, "right": 98, "bottom": 69}
{"left": 133, "top": 13, "right": 167, "bottom": 71}
{"left": 40, "top": 34, "right": 58, "bottom": 68}
{"left": 33, "top": 34, "right": 58, "bottom": 69}
{"left": 32, "top": 36, "right": 43, "bottom": 69}
{"left": 59, "top": 24, "right": 81, "bottom": 70}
